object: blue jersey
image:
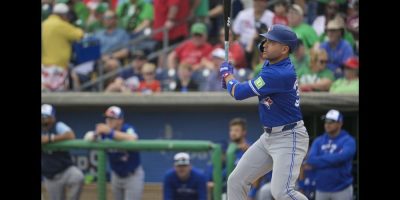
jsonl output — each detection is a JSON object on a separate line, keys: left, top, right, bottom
{"left": 101, "top": 123, "right": 141, "bottom": 177}
{"left": 230, "top": 57, "right": 302, "bottom": 127}
{"left": 298, "top": 167, "right": 316, "bottom": 200}
{"left": 163, "top": 167, "right": 207, "bottom": 200}
{"left": 306, "top": 130, "right": 356, "bottom": 192}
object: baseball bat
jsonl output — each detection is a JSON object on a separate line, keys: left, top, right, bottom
{"left": 223, "top": 0, "right": 231, "bottom": 61}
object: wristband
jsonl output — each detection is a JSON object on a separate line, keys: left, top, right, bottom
{"left": 109, "top": 129, "right": 115, "bottom": 139}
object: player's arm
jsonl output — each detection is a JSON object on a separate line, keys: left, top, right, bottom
{"left": 113, "top": 127, "right": 138, "bottom": 141}
{"left": 308, "top": 138, "right": 356, "bottom": 168}
{"left": 42, "top": 122, "right": 76, "bottom": 144}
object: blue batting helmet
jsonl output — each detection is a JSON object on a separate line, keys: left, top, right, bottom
{"left": 258, "top": 24, "right": 298, "bottom": 53}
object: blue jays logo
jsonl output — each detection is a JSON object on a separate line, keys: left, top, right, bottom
{"left": 263, "top": 97, "right": 274, "bottom": 109}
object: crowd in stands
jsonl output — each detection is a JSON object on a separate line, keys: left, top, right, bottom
{"left": 42, "top": 0, "right": 359, "bottom": 94}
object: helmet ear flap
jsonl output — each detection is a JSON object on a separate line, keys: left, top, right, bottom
{"left": 258, "top": 39, "right": 266, "bottom": 53}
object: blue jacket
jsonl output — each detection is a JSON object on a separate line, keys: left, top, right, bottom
{"left": 306, "top": 130, "right": 356, "bottom": 192}
{"left": 163, "top": 167, "right": 207, "bottom": 200}
{"left": 102, "top": 123, "right": 141, "bottom": 177}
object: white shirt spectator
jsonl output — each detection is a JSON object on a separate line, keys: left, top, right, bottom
{"left": 233, "top": 8, "right": 274, "bottom": 46}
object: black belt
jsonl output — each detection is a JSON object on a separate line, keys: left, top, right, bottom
{"left": 264, "top": 122, "right": 298, "bottom": 134}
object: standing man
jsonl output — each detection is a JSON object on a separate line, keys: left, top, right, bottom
{"left": 94, "top": 106, "right": 145, "bottom": 200}
{"left": 42, "top": 3, "right": 84, "bottom": 91}
{"left": 305, "top": 109, "right": 356, "bottom": 200}
{"left": 220, "top": 24, "right": 309, "bottom": 200}
{"left": 163, "top": 152, "right": 207, "bottom": 200}
{"left": 41, "top": 104, "right": 84, "bottom": 200}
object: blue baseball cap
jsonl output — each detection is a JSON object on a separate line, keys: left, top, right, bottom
{"left": 260, "top": 24, "right": 298, "bottom": 52}
{"left": 42, "top": 104, "right": 56, "bottom": 118}
{"left": 322, "top": 109, "right": 343, "bottom": 123}
{"left": 104, "top": 106, "right": 124, "bottom": 119}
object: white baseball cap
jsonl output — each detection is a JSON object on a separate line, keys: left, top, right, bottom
{"left": 42, "top": 104, "right": 56, "bottom": 118}
{"left": 53, "top": 3, "right": 69, "bottom": 14}
{"left": 322, "top": 109, "right": 343, "bottom": 122}
{"left": 104, "top": 106, "right": 124, "bottom": 119}
{"left": 174, "top": 152, "right": 190, "bottom": 166}
{"left": 211, "top": 48, "right": 225, "bottom": 60}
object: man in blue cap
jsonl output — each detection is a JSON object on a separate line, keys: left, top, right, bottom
{"left": 220, "top": 24, "right": 309, "bottom": 200}
{"left": 304, "top": 109, "right": 356, "bottom": 200}
{"left": 41, "top": 104, "right": 84, "bottom": 200}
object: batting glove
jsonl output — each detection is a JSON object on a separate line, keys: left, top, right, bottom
{"left": 220, "top": 61, "right": 234, "bottom": 78}
{"left": 220, "top": 61, "right": 233, "bottom": 89}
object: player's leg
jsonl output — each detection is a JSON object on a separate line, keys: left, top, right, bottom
{"left": 124, "top": 166, "right": 145, "bottom": 200}
{"left": 331, "top": 185, "right": 353, "bottom": 200}
{"left": 64, "top": 166, "right": 84, "bottom": 200}
{"left": 227, "top": 133, "right": 274, "bottom": 200}
{"left": 269, "top": 126, "right": 309, "bottom": 200}
{"left": 315, "top": 191, "right": 331, "bottom": 200}
{"left": 256, "top": 182, "right": 274, "bottom": 200}
{"left": 44, "top": 176, "right": 66, "bottom": 200}
{"left": 111, "top": 172, "right": 124, "bottom": 200}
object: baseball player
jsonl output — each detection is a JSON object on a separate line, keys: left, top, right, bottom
{"left": 41, "top": 104, "right": 84, "bottom": 200}
{"left": 163, "top": 152, "right": 207, "bottom": 200}
{"left": 220, "top": 24, "right": 309, "bottom": 200}
{"left": 94, "top": 106, "right": 144, "bottom": 200}
{"left": 304, "top": 109, "right": 356, "bottom": 200}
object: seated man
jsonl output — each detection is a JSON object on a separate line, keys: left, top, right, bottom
{"left": 297, "top": 47, "right": 335, "bottom": 92}
{"left": 93, "top": 10, "right": 130, "bottom": 73}
{"left": 167, "top": 22, "right": 213, "bottom": 71}
{"left": 163, "top": 152, "right": 207, "bottom": 200}
{"left": 329, "top": 56, "right": 359, "bottom": 94}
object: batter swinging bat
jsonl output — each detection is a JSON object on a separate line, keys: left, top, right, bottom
{"left": 223, "top": 0, "right": 231, "bottom": 61}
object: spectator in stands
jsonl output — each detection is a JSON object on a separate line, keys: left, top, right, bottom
{"left": 272, "top": 0, "right": 288, "bottom": 25}
{"left": 91, "top": 106, "right": 145, "bottom": 200}
{"left": 42, "top": 0, "right": 54, "bottom": 21}
{"left": 312, "top": 0, "right": 342, "bottom": 37}
{"left": 85, "top": 2, "right": 107, "bottom": 32}
{"left": 137, "top": 63, "right": 161, "bottom": 93}
{"left": 207, "top": 1, "right": 223, "bottom": 43}
{"left": 320, "top": 17, "right": 354, "bottom": 78}
{"left": 93, "top": 10, "right": 130, "bottom": 73}
{"left": 290, "top": 39, "right": 310, "bottom": 70}
{"left": 330, "top": 56, "right": 359, "bottom": 94}
{"left": 203, "top": 27, "right": 246, "bottom": 69}
{"left": 346, "top": 0, "right": 358, "bottom": 54}
{"left": 167, "top": 22, "right": 213, "bottom": 71}
{"left": 42, "top": 3, "right": 84, "bottom": 91}
{"left": 233, "top": 0, "right": 274, "bottom": 49}
{"left": 288, "top": 4, "right": 319, "bottom": 49}
{"left": 174, "top": 63, "right": 199, "bottom": 92}
{"left": 297, "top": 47, "right": 334, "bottom": 92}
{"left": 305, "top": 109, "right": 356, "bottom": 200}
{"left": 116, "top": 0, "right": 153, "bottom": 34}
{"left": 192, "top": 0, "right": 208, "bottom": 24}
{"left": 41, "top": 104, "right": 84, "bottom": 200}
{"left": 105, "top": 50, "right": 147, "bottom": 92}
{"left": 163, "top": 152, "right": 207, "bottom": 200}
{"left": 153, "top": 0, "right": 190, "bottom": 68}
{"left": 199, "top": 48, "right": 226, "bottom": 92}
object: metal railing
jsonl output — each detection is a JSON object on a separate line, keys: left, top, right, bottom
{"left": 78, "top": 19, "right": 188, "bottom": 91}
{"left": 42, "top": 139, "right": 222, "bottom": 200}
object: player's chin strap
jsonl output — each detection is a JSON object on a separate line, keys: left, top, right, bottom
{"left": 227, "top": 79, "right": 239, "bottom": 97}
